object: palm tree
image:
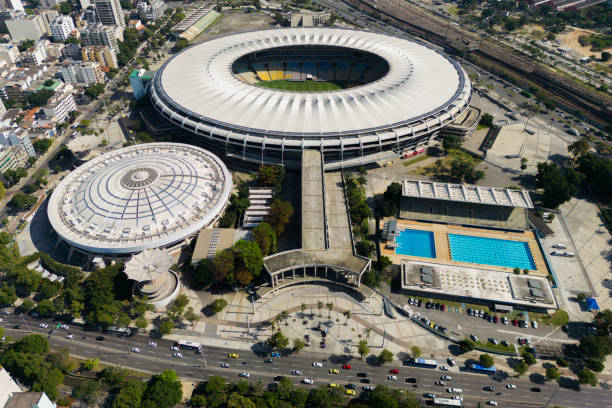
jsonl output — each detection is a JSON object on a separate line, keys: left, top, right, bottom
{"left": 364, "top": 327, "right": 371, "bottom": 340}
{"left": 357, "top": 166, "right": 367, "bottom": 189}
{"left": 343, "top": 310, "right": 351, "bottom": 325}
{"left": 317, "top": 301, "right": 323, "bottom": 316}
{"left": 326, "top": 302, "right": 333, "bottom": 318}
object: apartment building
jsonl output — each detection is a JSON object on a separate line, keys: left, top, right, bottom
{"left": 0, "top": 128, "right": 35, "bottom": 157}
{"left": 42, "top": 90, "right": 76, "bottom": 122}
{"left": 79, "top": 23, "right": 120, "bottom": 51}
{"left": 94, "top": 0, "right": 125, "bottom": 28}
{"left": 82, "top": 45, "right": 118, "bottom": 69}
{"left": 0, "top": 43, "right": 20, "bottom": 65}
{"left": 5, "top": 14, "right": 44, "bottom": 41}
{"left": 60, "top": 61, "right": 104, "bottom": 85}
{"left": 50, "top": 15, "right": 75, "bottom": 42}
{"left": 137, "top": 0, "right": 167, "bottom": 21}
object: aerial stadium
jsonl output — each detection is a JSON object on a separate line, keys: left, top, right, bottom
{"left": 47, "top": 143, "right": 232, "bottom": 257}
{"left": 150, "top": 28, "right": 472, "bottom": 168}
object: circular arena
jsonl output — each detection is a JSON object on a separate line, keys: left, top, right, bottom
{"left": 151, "top": 28, "right": 471, "bottom": 168}
{"left": 47, "top": 143, "right": 232, "bottom": 256}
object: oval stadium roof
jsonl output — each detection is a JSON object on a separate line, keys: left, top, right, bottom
{"left": 48, "top": 143, "right": 232, "bottom": 255}
{"left": 154, "top": 28, "right": 469, "bottom": 136}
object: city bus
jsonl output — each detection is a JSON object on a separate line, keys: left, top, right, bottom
{"left": 106, "top": 326, "right": 132, "bottom": 336}
{"left": 406, "top": 358, "right": 438, "bottom": 368}
{"left": 177, "top": 340, "right": 202, "bottom": 351}
{"left": 433, "top": 397, "right": 462, "bottom": 407}
{"left": 470, "top": 363, "right": 497, "bottom": 374}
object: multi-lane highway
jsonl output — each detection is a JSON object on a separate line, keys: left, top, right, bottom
{"left": 1, "top": 313, "right": 609, "bottom": 407}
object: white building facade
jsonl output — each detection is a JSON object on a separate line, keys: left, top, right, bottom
{"left": 43, "top": 91, "right": 76, "bottom": 122}
{"left": 50, "top": 15, "right": 75, "bottom": 42}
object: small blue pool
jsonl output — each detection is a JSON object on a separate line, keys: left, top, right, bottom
{"left": 396, "top": 229, "right": 436, "bottom": 258}
{"left": 448, "top": 233, "right": 536, "bottom": 270}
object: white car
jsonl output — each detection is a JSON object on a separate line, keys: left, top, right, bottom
{"left": 131, "top": 347, "right": 140, "bottom": 353}
{"left": 313, "top": 362, "right": 323, "bottom": 368}
{"left": 172, "top": 352, "right": 183, "bottom": 358}
{"left": 60, "top": 324, "right": 69, "bottom": 330}
{"left": 291, "top": 370, "right": 302, "bottom": 375}
{"left": 363, "top": 386, "right": 374, "bottom": 391}
{"left": 170, "top": 346, "right": 179, "bottom": 351}
{"left": 502, "top": 316, "right": 508, "bottom": 324}
{"left": 387, "top": 375, "right": 397, "bottom": 381}
{"left": 506, "top": 384, "right": 517, "bottom": 389}
{"left": 441, "top": 376, "right": 452, "bottom": 381}
{"left": 39, "top": 323, "right": 48, "bottom": 328}
{"left": 147, "top": 342, "right": 157, "bottom": 347}
{"left": 452, "top": 396, "right": 463, "bottom": 401}
{"left": 439, "top": 366, "right": 449, "bottom": 371}
{"left": 66, "top": 334, "right": 74, "bottom": 339}
{"left": 221, "top": 363, "right": 230, "bottom": 368}
{"left": 487, "top": 401, "right": 498, "bottom": 406}
{"left": 532, "top": 321, "right": 538, "bottom": 329}
{"left": 302, "top": 378, "right": 314, "bottom": 384}
{"left": 239, "top": 372, "right": 250, "bottom": 378}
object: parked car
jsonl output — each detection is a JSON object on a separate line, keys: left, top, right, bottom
{"left": 302, "top": 378, "right": 314, "bottom": 384}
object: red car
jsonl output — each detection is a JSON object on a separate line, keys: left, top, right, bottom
{"left": 440, "top": 304, "right": 446, "bottom": 311}
{"left": 493, "top": 316, "right": 499, "bottom": 323}
{"left": 512, "top": 319, "right": 518, "bottom": 326}
{"left": 342, "top": 364, "right": 351, "bottom": 369}
{"left": 389, "top": 369, "right": 399, "bottom": 374}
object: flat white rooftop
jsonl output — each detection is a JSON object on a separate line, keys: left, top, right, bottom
{"left": 401, "top": 259, "right": 556, "bottom": 309}
{"left": 402, "top": 180, "right": 533, "bottom": 209}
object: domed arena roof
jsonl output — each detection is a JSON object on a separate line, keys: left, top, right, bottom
{"left": 124, "top": 248, "right": 173, "bottom": 282}
{"left": 48, "top": 143, "right": 232, "bottom": 255}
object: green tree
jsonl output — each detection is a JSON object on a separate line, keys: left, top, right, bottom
{"left": 293, "top": 338, "right": 305, "bottom": 353}
{"left": 512, "top": 360, "right": 528, "bottom": 376}
{"left": 595, "top": 310, "right": 612, "bottom": 336}
{"left": 159, "top": 319, "right": 173, "bottom": 335}
{"left": 227, "top": 392, "right": 256, "bottom": 408}
{"left": 443, "top": 134, "right": 461, "bottom": 151}
{"left": 0, "top": 283, "right": 17, "bottom": 306}
{"left": 585, "top": 359, "right": 605, "bottom": 372}
{"left": 116, "top": 312, "right": 131, "bottom": 327}
{"left": 26, "top": 89, "right": 54, "bottom": 107}
{"left": 33, "top": 138, "right": 53, "bottom": 154}
{"left": 326, "top": 302, "right": 333, "bottom": 318}
{"left": 73, "top": 379, "right": 100, "bottom": 404}
{"left": 135, "top": 316, "right": 148, "bottom": 332}
{"left": 378, "top": 349, "right": 394, "bottom": 364}
{"left": 59, "top": 1, "right": 72, "bottom": 15}
{"left": 17, "top": 299, "right": 35, "bottom": 313}
{"left": 193, "top": 259, "right": 214, "bottom": 288}
{"left": 577, "top": 293, "right": 587, "bottom": 302}
{"left": 35, "top": 299, "right": 57, "bottom": 317}
{"left": 100, "top": 366, "right": 126, "bottom": 386}
{"left": 266, "top": 199, "right": 294, "bottom": 236}
{"left": 267, "top": 330, "right": 289, "bottom": 350}
{"left": 577, "top": 368, "right": 597, "bottom": 386}
{"left": 0, "top": 181, "right": 5, "bottom": 199}
{"left": 173, "top": 38, "right": 190, "bottom": 52}
{"left": 85, "top": 83, "right": 106, "bottom": 99}
{"left": 479, "top": 354, "right": 494, "bottom": 368}
{"left": 536, "top": 162, "right": 577, "bottom": 208}
{"left": 579, "top": 334, "right": 610, "bottom": 361}
{"left": 343, "top": 309, "right": 351, "bottom": 324}
{"left": 112, "top": 379, "right": 145, "bottom": 408}
{"left": 458, "top": 339, "right": 476, "bottom": 353}
{"left": 210, "top": 298, "right": 228, "bottom": 314}
{"left": 358, "top": 340, "right": 370, "bottom": 360}
{"left": 546, "top": 365, "right": 560, "bottom": 381}
{"left": 82, "top": 358, "right": 98, "bottom": 371}
{"left": 252, "top": 221, "right": 276, "bottom": 255}
{"left": 184, "top": 307, "right": 198, "bottom": 327}
{"left": 142, "top": 369, "right": 182, "bottom": 408}
{"left": 569, "top": 138, "right": 590, "bottom": 160}
{"left": 233, "top": 239, "right": 263, "bottom": 286}
{"left": 523, "top": 351, "right": 537, "bottom": 366}
{"left": 480, "top": 113, "right": 494, "bottom": 127}
{"left": 411, "top": 346, "right": 421, "bottom": 358}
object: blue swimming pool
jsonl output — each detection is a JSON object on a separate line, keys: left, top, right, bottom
{"left": 396, "top": 229, "right": 436, "bottom": 258}
{"left": 448, "top": 233, "right": 536, "bottom": 270}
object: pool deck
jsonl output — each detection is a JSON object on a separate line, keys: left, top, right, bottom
{"left": 381, "top": 219, "right": 548, "bottom": 277}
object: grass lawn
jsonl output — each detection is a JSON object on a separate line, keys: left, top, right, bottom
{"left": 402, "top": 154, "right": 430, "bottom": 167}
{"left": 255, "top": 79, "right": 345, "bottom": 92}
{"left": 475, "top": 340, "right": 517, "bottom": 355}
{"left": 410, "top": 149, "right": 482, "bottom": 176}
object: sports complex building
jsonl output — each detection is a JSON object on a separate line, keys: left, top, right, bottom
{"left": 150, "top": 28, "right": 472, "bottom": 169}
{"left": 47, "top": 143, "right": 232, "bottom": 259}
{"left": 382, "top": 180, "right": 557, "bottom": 312}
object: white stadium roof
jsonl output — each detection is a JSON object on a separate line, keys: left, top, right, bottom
{"left": 48, "top": 143, "right": 232, "bottom": 255}
{"left": 124, "top": 248, "right": 173, "bottom": 282}
{"left": 154, "top": 28, "right": 469, "bottom": 136}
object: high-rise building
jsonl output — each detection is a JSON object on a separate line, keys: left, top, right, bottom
{"left": 0, "top": 128, "right": 35, "bottom": 157}
{"left": 130, "top": 68, "right": 151, "bottom": 100}
{"left": 0, "top": 145, "right": 27, "bottom": 173}
{"left": 94, "top": 0, "right": 124, "bottom": 28}
{"left": 82, "top": 45, "right": 118, "bottom": 69}
{"left": 50, "top": 15, "right": 75, "bottom": 41}
{"left": 42, "top": 90, "right": 76, "bottom": 122}
{"left": 5, "top": 14, "right": 44, "bottom": 41}
{"left": 80, "top": 0, "right": 92, "bottom": 10}
{"left": 137, "top": 0, "right": 167, "bottom": 21}
{"left": 39, "top": 0, "right": 61, "bottom": 8}
{"left": 37, "top": 8, "right": 59, "bottom": 36}
{"left": 20, "top": 39, "right": 48, "bottom": 65}
{"left": 6, "top": 0, "right": 24, "bottom": 12}
{"left": 0, "top": 43, "right": 20, "bottom": 65}
{"left": 79, "top": 23, "right": 119, "bottom": 51}
{"left": 60, "top": 61, "right": 104, "bottom": 85}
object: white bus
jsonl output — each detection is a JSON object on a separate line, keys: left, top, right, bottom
{"left": 177, "top": 340, "right": 202, "bottom": 351}
{"left": 106, "top": 326, "right": 132, "bottom": 336}
{"left": 433, "top": 397, "right": 462, "bottom": 407}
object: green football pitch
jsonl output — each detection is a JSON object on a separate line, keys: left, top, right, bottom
{"left": 255, "top": 80, "right": 346, "bottom": 92}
